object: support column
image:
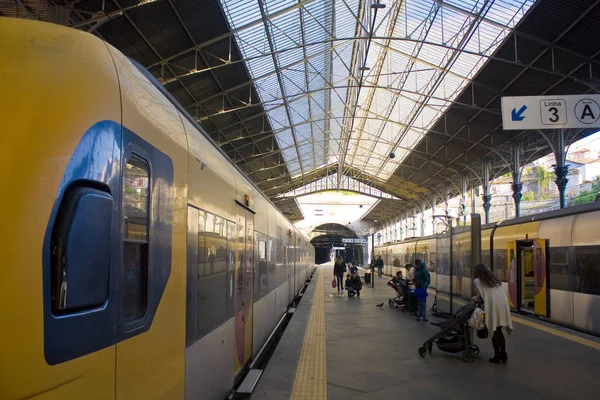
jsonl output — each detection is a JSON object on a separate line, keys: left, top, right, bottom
{"left": 553, "top": 130, "right": 569, "bottom": 209}
{"left": 482, "top": 161, "right": 492, "bottom": 224}
{"left": 431, "top": 194, "right": 437, "bottom": 233}
{"left": 444, "top": 184, "right": 450, "bottom": 216}
{"left": 511, "top": 143, "right": 523, "bottom": 217}
{"left": 471, "top": 183, "right": 476, "bottom": 214}
{"left": 421, "top": 201, "right": 427, "bottom": 236}
{"left": 461, "top": 175, "right": 468, "bottom": 226}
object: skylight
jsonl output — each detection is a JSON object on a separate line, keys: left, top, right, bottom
{"left": 220, "top": 0, "right": 536, "bottom": 180}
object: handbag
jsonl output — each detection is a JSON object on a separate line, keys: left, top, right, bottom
{"left": 477, "top": 326, "right": 489, "bottom": 339}
{"left": 332, "top": 278, "right": 337, "bottom": 288}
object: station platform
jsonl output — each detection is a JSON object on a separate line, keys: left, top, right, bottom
{"left": 251, "top": 263, "right": 600, "bottom": 400}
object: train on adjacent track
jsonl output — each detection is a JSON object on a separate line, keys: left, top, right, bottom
{"left": 0, "top": 18, "right": 314, "bottom": 400}
{"left": 374, "top": 201, "right": 600, "bottom": 336}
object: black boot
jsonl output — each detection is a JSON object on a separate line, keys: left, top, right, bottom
{"left": 500, "top": 352, "right": 508, "bottom": 363}
{"left": 489, "top": 355, "right": 501, "bottom": 364}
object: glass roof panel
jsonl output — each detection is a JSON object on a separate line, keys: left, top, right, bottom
{"left": 220, "top": 0, "right": 536, "bottom": 185}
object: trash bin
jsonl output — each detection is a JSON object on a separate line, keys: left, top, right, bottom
{"left": 364, "top": 272, "right": 371, "bottom": 284}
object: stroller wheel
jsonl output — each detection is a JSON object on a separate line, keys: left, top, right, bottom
{"left": 427, "top": 342, "right": 433, "bottom": 353}
{"left": 418, "top": 347, "right": 427, "bottom": 358}
{"left": 389, "top": 299, "right": 395, "bottom": 308}
{"left": 462, "top": 350, "right": 475, "bottom": 363}
{"left": 471, "top": 345, "right": 480, "bottom": 356}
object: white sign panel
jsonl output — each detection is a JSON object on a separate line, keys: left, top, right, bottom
{"left": 501, "top": 95, "right": 600, "bottom": 130}
{"left": 341, "top": 238, "right": 367, "bottom": 244}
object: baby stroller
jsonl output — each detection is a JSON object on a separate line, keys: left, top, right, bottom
{"left": 388, "top": 279, "right": 410, "bottom": 310}
{"left": 418, "top": 299, "right": 481, "bottom": 362}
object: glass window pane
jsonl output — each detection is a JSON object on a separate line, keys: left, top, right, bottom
{"left": 122, "top": 242, "right": 147, "bottom": 320}
{"left": 575, "top": 246, "right": 600, "bottom": 295}
{"left": 124, "top": 157, "right": 149, "bottom": 241}
{"left": 198, "top": 234, "right": 206, "bottom": 277}
{"left": 206, "top": 212, "right": 215, "bottom": 233}
{"left": 122, "top": 155, "right": 149, "bottom": 322}
{"left": 227, "top": 221, "right": 236, "bottom": 318}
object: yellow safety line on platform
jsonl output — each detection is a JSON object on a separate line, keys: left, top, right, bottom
{"left": 511, "top": 315, "right": 600, "bottom": 351}
{"left": 430, "top": 290, "right": 600, "bottom": 351}
{"left": 290, "top": 268, "right": 327, "bottom": 400}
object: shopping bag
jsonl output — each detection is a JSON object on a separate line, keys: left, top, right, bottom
{"left": 332, "top": 278, "right": 337, "bottom": 288}
{"left": 468, "top": 307, "right": 485, "bottom": 330}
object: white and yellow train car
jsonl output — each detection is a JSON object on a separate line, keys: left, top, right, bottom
{"left": 0, "top": 17, "right": 314, "bottom": 399}
{"left": 375, "top": 236, "right": 436, "bottom": 287}
{"left": 375, "top": 205, "right": 600, "bottom": 335}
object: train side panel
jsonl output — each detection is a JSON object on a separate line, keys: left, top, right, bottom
{"left": 570, "top": 212, "right": 600, "bottom": 332}
{"left": 183, "top": 115, "right": 239, "bottom": 399}
{"left": 107, "top": 46, "right": 189, "bottom": 400}
{"left": 181, "top": 109, "right": 314, "bottom": 396}
{"left": 0, "top": 19, "right": 121, "bottom": 400}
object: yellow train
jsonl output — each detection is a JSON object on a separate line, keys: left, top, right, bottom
{"left": 375, "top": 202, "right": 600, "bottom": 335}
{"left": 0, "top": 17, "right": 314, "bottom": 399}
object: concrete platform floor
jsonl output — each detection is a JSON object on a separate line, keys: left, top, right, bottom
{"left": 252, "top": 263, "right": 600, "bottom": 400}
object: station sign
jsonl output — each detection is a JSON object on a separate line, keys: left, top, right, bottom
{"left": 341, "top": 238, "right": 367, "bottom": 244}
{"left": 501, "top": 94, "right": 600, "bottom": 130}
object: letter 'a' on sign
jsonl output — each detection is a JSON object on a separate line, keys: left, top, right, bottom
{"left": 575, "top": 99, "right": 600, "bottom": 124}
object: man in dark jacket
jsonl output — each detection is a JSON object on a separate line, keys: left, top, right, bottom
{"left": 333, "top": 256, "right": 346, "bottom": 292}
{"left": 346, "top": 272, "right": 362, "bottom": 297}
{"left": 414, "top": 259, "right": 431, "bottom": 289}
{"left": 376, "top": 256, "right": 384, "bottom": 277}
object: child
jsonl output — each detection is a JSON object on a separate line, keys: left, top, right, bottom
{"left": 414, "top": 281, "right": 428, "bottom": 321}
{"left": 346, "top": 272, "right": 362, "bottom": 297}
{"left": 387, "top": 271, "right": 403, "bottom": 287}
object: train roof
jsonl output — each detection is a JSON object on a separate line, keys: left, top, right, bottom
{"left": 493, "top": 198, "right": 600, "bottom": 228}
{"left": 127, "top": 57, "right": 310, "bottom": 241}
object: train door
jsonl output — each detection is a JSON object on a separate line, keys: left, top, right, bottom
{"left": 507, "top": 241, "right": 518, "bottom": 308}
{"left": 532, "top": 239, "right": 549, "bottom": 317}
{"left": 116, "top": 132, "right": 176, "bottom": 400}
{"left": 506, "top": 239, "right": 549, "bottom": 316}
{"left": 234, "top": 207, "right": 254, "bottom": 374}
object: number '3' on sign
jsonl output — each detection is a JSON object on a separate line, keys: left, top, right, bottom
{"left": 540, "top": 99, "right": 566, "bottom": 125}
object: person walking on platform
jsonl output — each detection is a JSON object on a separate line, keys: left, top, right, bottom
{"left": 376, "top": 256, "right": 384, "bottom": 277}
{"left": 414, "top": 259, "right": 430, "bottom": 289}
{"left": 333, "top": 256, "right": 346, "bottom": 293}
{"left": 473, "top": 263, "right": 513, "bottom": 364}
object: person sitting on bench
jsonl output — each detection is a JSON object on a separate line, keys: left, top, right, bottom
{"left": 345, "top": 272, "right": 362, "bottom": 297}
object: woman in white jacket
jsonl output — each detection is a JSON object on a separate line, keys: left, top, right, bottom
{"left": 473, "top": 263, "right": 513, "bottom": 364}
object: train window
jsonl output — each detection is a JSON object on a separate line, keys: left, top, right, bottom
{"left": 268, "top": 237, "right": 276, "bottom": 291}
{"left": 481, "top": 251, "right": 491, "bottom": 269}
{"left": 226, "top": 220, "right": 236, "bottom": 318}
{"left": 574, "top": 246, "right": 600, "bottom": 295}
{"left": 493, "top": 250, "right": 508, "bottom": 282}
{"left": 198, "top": 211, "right": 208, "bottom": 277}
{"left": 255, "top": 233, "right": 268, "bottom": 301}
{"left": 122, "top": 155, "right": 150, "bottom": 321}
{"left": 549, "top": 247, "right": 570, "bottom": 291}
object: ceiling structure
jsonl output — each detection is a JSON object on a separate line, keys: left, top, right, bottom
{"left": 5, "top": 0, "right": 600, "bottom": 224}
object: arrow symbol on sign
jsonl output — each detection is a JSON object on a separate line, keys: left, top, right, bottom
{"left": 511, "top": 105, "right": 527, "bottom": 121}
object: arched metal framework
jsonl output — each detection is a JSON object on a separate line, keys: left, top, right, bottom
{"left": 6, "top": 0, "right": 600, "bottom": 218}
